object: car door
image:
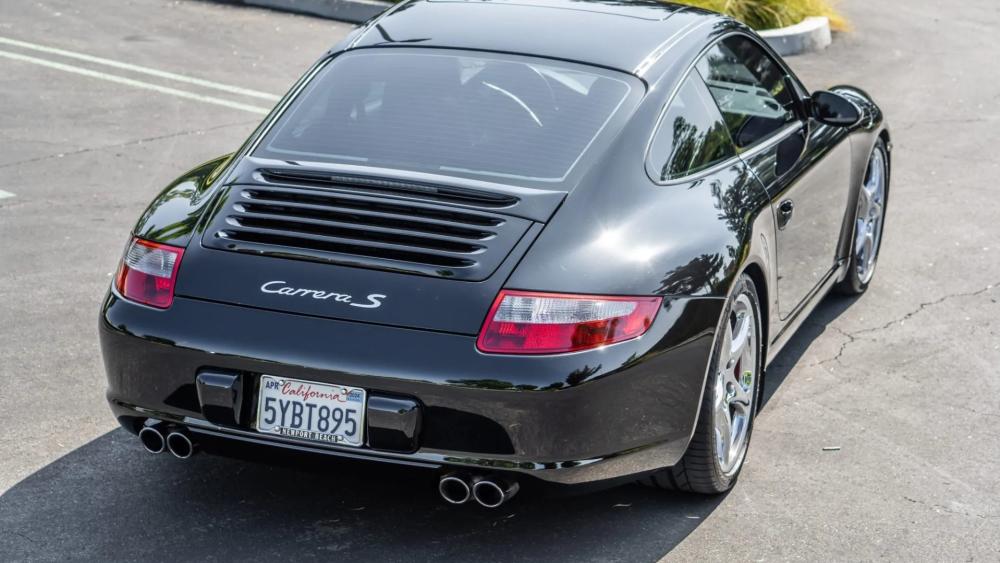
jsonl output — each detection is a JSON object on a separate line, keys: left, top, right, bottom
{"left": 695, "top": 34, "right": 852, "bottom": 319}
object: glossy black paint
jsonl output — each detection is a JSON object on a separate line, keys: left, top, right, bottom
{"left": 101, "top": 293, "right": 723, "bottom": 483}
{"left": 99, "top": 0, "right": 890, "bottom": 484}
{"left": 195, "top": 371, "right": 245, "bottom": 426}
{"left": 811, "top": 90, "right": 863, "bottom": 127}
{"left": 366, "top": 395, "right": 422, "bottom": 453}
{"left": 132, "top": 153, "right": 232, "bottom": 248}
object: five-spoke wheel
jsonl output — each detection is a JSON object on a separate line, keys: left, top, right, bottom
{"left": 643, "top": 274, "right": 762, "bottom": 494}
{"left": 837, "top": 139, "right": 889, "bottom": 295}
{"left": 713, "top": 292, "right": 757, "bottom": 477}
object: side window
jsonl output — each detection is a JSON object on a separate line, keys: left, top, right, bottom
{"left": 646, "top": 76, "right": 735, "bottom": 182}
{"left": 696, "top": 35, "right": 797, "bottom": 150}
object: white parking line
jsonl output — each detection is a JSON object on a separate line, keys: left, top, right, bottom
{"left": 0, "top": 189, "right": 15, "bottom": 199}
{"left": 0, "top": 36, "right": 280, "bottom": 102}
{"left": 0, "top": 50, "right": 271, "bottom": 115}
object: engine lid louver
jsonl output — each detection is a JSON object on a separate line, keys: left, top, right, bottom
{"left": 201, "top": 176, "right": 534, "bottom": 281}
{"left": 256, "top": 169, "right": 520, "bottom": 208}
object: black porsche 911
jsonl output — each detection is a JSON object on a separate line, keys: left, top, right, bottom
{"left": 100, "top": 0, "right": 890, "bottom": 506}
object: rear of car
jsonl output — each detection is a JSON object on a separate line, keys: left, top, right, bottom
{"left": 100, "top": 45, "right": 721, "bottom": 490}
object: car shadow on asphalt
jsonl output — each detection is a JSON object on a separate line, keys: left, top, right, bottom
{"left": 0, "top": 429, "right": 726, "bottom": 561}
{"left": 0, "top": 298, "right": 854, "bottom": 561}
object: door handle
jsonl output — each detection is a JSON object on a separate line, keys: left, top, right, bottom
{"left": 777, "top": 199, "right": 794, "bottom": 229}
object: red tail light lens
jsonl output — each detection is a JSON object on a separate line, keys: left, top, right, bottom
{"left": 477, "top": 290, "right": 662, "bottom": 354}
{"left": 114, "top": 237, "right": 185, "bottom": 309}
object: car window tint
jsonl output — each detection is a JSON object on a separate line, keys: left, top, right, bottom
{"left": 646, "top": 76, "right": 736, "bottom": 182}
{"left": 696, "top": 35, "right": 796, "bottom": 150}
{"left": 254, "top": 50, "right": 634, "bottom": 183}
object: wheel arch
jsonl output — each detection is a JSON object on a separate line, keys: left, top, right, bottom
{"left": 740, "top": 261, "right": 769, "bottom": 405}
{"left": 878, "top": 128, "right": 892, "bottom": 188}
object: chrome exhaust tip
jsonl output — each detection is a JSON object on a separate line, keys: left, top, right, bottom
{"left": 472, "top": 476, "right": 519, "bottom": 509}
{"left": 438, "top": 473, "right": 472, "bottom": 505}
{"left": 166, "top": 430, "right": 196, "bottom": 459}
{"left": 138, "top": 425, "right": 165, "bottom": 454}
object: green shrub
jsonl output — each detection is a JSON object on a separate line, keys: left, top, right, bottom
{"left": 672, "top": 0, "right": 847, "bottom": 31}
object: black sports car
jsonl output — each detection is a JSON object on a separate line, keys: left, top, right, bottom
{"left": 100, "top": 0, "right": 890, "bottom": 506}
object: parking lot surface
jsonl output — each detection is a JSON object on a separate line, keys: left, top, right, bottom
{"left": 1, "top": 0, "right": 998, "bottom": 560}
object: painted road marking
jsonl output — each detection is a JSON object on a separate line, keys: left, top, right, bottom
{"left": 0, "top": 36, "right": 280, "bottom": 102}
{"left": 0, "top": 190, "right": 15, "bottom": 199}
{"left": 0, "top": 50, "right": 271, "bottom": 115}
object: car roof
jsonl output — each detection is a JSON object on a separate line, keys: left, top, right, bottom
{"left": 347, "top": 0, "right": 726, "bottom": 75}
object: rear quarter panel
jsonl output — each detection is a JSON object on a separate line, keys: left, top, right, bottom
{"left": 131, "top": 154, "right": 232, "bottom": 248}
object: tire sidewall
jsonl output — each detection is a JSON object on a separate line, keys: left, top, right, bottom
{"left": 706, "top": 274, "right": 764, "bottom": 489}
{"left": 844, "top": 139, "right": 890, "bottom": 294}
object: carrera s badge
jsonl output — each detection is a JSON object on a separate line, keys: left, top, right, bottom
{"left": 260, "top": 281, "right": 386, "bottom": 309}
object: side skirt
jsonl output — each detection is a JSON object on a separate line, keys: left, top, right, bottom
{"left": 765, "top": 259, "right": 847, "bottom": 366}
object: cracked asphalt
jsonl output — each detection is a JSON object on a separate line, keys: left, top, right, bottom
{"left": 1, "top": 0, "right": 998, "bottom": 561}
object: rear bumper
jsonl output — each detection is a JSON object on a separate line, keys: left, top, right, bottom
{"left": 100, "top": 292, "right": 723, "bottom": 485}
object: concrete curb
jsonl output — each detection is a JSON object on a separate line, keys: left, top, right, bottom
{"left": 759, "top": 16, "right": 832, "bottom": 56}
{"left": 241, "top": 0, "right": 390, "bottom": 24}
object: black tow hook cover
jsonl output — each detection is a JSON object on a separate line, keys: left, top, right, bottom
{"left": 367, "top": 395, "right": 421, "bottom": 453}
{"left": 196, "top": 371, "right": 244, "bottom": 426}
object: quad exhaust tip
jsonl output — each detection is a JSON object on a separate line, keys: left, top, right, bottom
{"left": 138, "top": 421, "right": 196, "bottom": 459}
{"left": 438, "top": 473, "right": 519, "bottom": 508}
{"left": 138, "top": 425, "right": 165, "bottom": 454}
{"left": 166, "top": 431, "right": 195, "bottom": 459}
{"left": 438, "top": 473, "right": 472, "bottom": 505}
{"left": 472, "top": 476, "right": 519, "bottom": 509}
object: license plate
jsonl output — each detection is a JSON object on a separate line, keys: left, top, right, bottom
{"left": 255, "top": 375, "right": 366, "bottom": 447}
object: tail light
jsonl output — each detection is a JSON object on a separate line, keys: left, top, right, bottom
{"left": 114, "top": 237, "right": 185, "bottom": 309}
{"left": 477, "top": 290, "right": 662, "bottom": 354}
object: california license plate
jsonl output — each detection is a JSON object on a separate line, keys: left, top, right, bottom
{"left": 255, "top": 375, "right": 366, "bottom": 447}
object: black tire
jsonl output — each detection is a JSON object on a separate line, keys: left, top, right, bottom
{"left": 835, "top": 139, "right": 889, "bottom": 296}
{"left": 642, "top": 274, "right": 763, "bottom": 494}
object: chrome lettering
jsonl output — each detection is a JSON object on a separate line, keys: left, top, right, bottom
{"left": 350, "top": 294, "right": 386, "bottom": 309}
{"left": 259, "top": 281, "right": 385, "bottom": 309}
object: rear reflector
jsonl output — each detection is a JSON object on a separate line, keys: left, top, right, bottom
{"left": 114, "top": 237, "right": 185, "bottom": 309}
{"left": 477, "top": 290, "right": 662, "bottom": 354}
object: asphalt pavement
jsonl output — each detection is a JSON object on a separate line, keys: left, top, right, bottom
{"left": 1, "top": 0, "right": 998, "bottom": 561}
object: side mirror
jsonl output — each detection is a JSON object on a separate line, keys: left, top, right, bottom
{"left": 810, "top": 91, "right": 861, "bottom": 127}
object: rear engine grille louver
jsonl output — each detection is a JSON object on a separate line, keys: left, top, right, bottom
{"left": 257, "top": 169, "right": 520, "bottom": 208}
{"left": 202, "top": 175, "right": 533, "bottom": 281}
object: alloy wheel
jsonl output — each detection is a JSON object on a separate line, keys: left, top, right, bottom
{"left": 854, "top": 148, "right": 887, "bottom": 284}
{"left": 713, "top": 292, "right": 757, "bottom": 477}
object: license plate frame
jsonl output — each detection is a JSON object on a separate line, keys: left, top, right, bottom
{"left": 255, "top": 374, "right": 366, "bottom": 448}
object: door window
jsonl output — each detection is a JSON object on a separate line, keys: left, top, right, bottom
{"left": 645, "top": 75, "right": 736, "bottom": 182}
{"left": 695, "top": 35, "right": 798, "bottom": 150}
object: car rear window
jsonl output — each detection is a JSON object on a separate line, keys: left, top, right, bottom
{"left": 254, "top": 49, "right": 634, "bottom": 183}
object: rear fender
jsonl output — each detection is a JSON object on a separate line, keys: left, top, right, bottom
{"left": 132, "top": 154, "right": 233, "bottom": 248}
